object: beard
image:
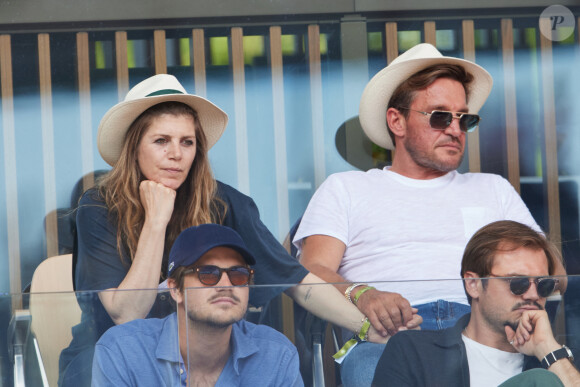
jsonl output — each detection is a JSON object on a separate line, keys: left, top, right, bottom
{"left": 188, "top": 311, "right": 240, "bottom": 329}
{"left": 404, "top": 134, "right": 464, "bottom": 173}
{"left": 186, "top": 291, "right": 247, "bottom": 329}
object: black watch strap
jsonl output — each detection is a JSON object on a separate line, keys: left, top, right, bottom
{"left": 541, "top": 345, "right": 574, "bottom": 369}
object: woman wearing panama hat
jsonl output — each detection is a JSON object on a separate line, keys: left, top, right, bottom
{"left": 59, "top": 74, "right": 379, "bottom": 386}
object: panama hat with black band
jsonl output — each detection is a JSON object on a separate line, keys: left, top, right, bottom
{"left": 359, "top": 43, "right": 493, "bottom": 150}
{"left": 97, "top": 74, "right": 228, "bottom": 166}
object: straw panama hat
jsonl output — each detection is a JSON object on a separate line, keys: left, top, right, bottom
{"left": 359, "top": 43, "right": 493, "bottom": 150}
{"left": 97, "top": 74, "right": 228, "bottom": 166}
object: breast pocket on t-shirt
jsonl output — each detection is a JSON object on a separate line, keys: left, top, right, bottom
{"left": 461, "top": 207, "right": 492, "bottom": 239}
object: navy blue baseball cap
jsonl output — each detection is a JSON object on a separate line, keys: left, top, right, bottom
{"left": 167, "top": 224, "right": 256, "bottom": 277}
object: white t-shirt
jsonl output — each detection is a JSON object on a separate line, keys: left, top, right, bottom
{"left": 293, "top": 168, "right": 540, "bottom": 305}
{"left": 462, "top": 334, "right": 524, "bottom": 386}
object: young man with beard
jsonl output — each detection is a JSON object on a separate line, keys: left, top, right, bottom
{"left": 91, "top": 224, "right": 302, "bottom": 386}
{"left": 373, "top": 220, "right": 578, "bottom": 386}
{"left": 293, "top": 43, "right": 566, "bottom": 386}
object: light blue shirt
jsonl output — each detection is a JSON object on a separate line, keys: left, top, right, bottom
{"left": 92, "top": 313, "right": 303, "bottom": 386}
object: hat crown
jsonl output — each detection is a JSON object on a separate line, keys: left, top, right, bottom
{"left": 167, "top": 224, "right": 255, "bottom": 277}
{"left": 124, "top": 74, "right": 187, "bottom": 102}
{"left": 390, "top": 43, "right": 443, "bottom": 66}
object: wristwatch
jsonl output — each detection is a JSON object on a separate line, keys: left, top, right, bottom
{"left": 541, "top": 345, "right": 574, "bottom": 369}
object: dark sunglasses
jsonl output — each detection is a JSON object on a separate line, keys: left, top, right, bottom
{"left": 184, "top": 265, "right": 254, "bottom": 286}
{"left": 397, "top": 107, "right": 481, "bottom": 133}
{"left": 489, "top": 274, "right": 559, "bottom": 298}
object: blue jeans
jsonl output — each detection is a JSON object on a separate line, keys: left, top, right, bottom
{"left": 340, "top": 341, "right": 386, "bottom": 387}
{"left": 414, "top": 299, "right": 471, "bottom": 330}
{"left": 340, "top": 300, "right": 470, "bottom": 387}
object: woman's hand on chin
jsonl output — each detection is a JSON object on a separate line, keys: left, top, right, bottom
{"left": 139, "top": 180, "right": 177, "bottom": 227}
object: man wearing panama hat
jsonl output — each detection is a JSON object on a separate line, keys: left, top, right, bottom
{"left": 293, "top": 43, "right": 564, "bottom": 386}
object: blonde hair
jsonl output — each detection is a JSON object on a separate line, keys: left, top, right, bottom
{"left": 98, "top": 102, "right": 226, "bottom": 277}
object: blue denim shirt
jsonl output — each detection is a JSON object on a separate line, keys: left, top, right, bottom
{"left": 92, "top": 313, "right": 303, "bottom": 386}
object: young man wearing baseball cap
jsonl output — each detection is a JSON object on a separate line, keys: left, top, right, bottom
{"left": 91, "top": 224, "right": 303, "bottom": 386}
{"left": 293, "top": 43, "right": 566, "bottom": 386}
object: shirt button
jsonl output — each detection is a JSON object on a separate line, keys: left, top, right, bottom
{"left": 180, "top": 368, "right": 184, "bottom": 375}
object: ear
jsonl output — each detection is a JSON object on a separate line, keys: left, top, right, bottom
{"left": 463, "top": 271, "right": 482, "bottom": 301}
{"left": 167, "top": 278, "right": 183, "bottom": 304}
{"left": 386, "top": 107, "right": 407, "bottom": 138}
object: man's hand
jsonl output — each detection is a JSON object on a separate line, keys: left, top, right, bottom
{"left": 356, "top": 288, "right": 419, "bottom": 337}
{"left": 139, "top": 180, "right": 176, "bottom": 227}
{"left": 504, "top": 309, "right": 560, "bottom": 359}
{"left": 506, "top": 309, "right": 580, "bottom": 386}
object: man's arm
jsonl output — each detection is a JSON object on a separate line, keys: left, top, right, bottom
{"left": 298, "top": 234, "right": 419, "bottom": 336}
{"left": 288, "top": 272, "right": 398, "bottom": 343}
{"left": 505, "top": 310, "right": 580, "bottom": 386}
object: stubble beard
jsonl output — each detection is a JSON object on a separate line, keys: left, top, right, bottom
{"left": 404, "top": 134, "right": 464, "bottom": 173}
{"left": 186, "top": 292, "right": 247, "bottom": 329}
{"left": 188, "top": 311, "right": 240, "bottom": 329}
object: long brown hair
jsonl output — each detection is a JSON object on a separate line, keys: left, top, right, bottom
{"left": 98, "top": 102, "right": 226, "bottom": 275}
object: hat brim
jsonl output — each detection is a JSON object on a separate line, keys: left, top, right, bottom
{"left": 98, "top": 93, "right": 228, "bottom": 166}
{"left": 359, "top": 56, "right": 493, "bottom": 150}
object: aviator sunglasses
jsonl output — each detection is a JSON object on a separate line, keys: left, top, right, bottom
{"left": 489, "top": 274, "right": 559, "bottom": 298}
{"left": 397, "top": 107, "right": 481, "bottom": 133}
{"left": 184, "top": 265, "right": 254, "bottom": 286}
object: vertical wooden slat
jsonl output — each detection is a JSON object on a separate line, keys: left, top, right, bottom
{"left": 231, "top": 27, "right": 250, "bottom": 195}
{"left": 281, "top": 294, "right": 296, "bottom": 344}
{"left": 153, "top": 30, "right": 167, "bottom": 74}
{"left": 385, "top": 22, "right": 398, "bottom": 64}
{"left": 501, "top": 19, "right": 521, "bottom": 193}
{"left": 38, "top": 33, "right": 58, "bottom": 258}
{"left": 308, "top": 25, "right": 326, "bottom": 188}
{"left": 424, "top": 21, "right": 436, "bottom": 45}
{"left": 462, "top": 20, "right": 481, "bottom": 173}
{"left": 539, "top": 18, "right": 561, "bottom": 245}
{"left": 1, "top": 35, "right": 22, "bottom": 305}
{"left": 115, "top": 31, "right": 129, "bottom": 101}
{"left": 192, "top": 29, "right": 207, "bottom": 97}
{"left": 269, "top": 26, "right": 290, "bottom": 241}
{"left": 76, "top": 33, "right": 95, "bottom": 192}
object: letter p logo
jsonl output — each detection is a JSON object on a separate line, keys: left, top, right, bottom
{"left": 551, "top": 15, "right": 565, "bottom": 31}
{"left": 540, "top": 5, "right": 575, "bottom": 42}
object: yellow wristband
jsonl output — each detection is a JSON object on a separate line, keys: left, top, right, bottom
{"left": 344, "top": 283, "right": 366, "bottom": 304}
{"left": 353, "top": 286, "right": 375, "bottom": 306}
{"left": 333, "top": 317, "right": 370, "bottom": 360}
